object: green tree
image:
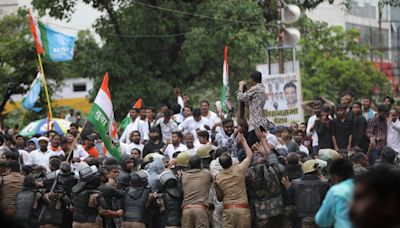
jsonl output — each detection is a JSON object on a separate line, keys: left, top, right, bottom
{"left": 0, "top": 9, "right": 65, "bottom": 122}
{"left": 32, "top": 0, "right": 391, "bottom": 119}
{"left": 33, "top": 0, "right": 272, "bottom": 119}
{"left": 298, "top": 18, "right": 390, "bottom": 102}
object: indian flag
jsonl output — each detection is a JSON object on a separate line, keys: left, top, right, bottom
{"left": 220, "top": 46, "right": 231, "bottom": 113}
{"left": 87, "top": 73, "right": 120, "bottom": 159}
{"left": 118, "top": 98, "right": 142, "bottom": 130}
{"left": 28, "top": 10, "right": 76, "bottom": 62}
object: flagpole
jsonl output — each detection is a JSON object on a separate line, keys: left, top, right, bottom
{"left": 66, "top": 120, "right": 87, "bottom": 163}
{"left": 37, "top": 53, "right": 53, "bottom": 119}
{"left": 18, "top": 110, "right": 26, "bottom": 130}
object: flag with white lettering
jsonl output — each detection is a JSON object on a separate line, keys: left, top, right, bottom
{"left": 29, "top": 10, "right": 76, "bottom": 62}
{"left": 87, "top": 72, "right": 120, "bottom": 159}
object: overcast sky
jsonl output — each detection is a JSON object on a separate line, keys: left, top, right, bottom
{"left": 18, "top": 0, "right": 101, "bottom": 39}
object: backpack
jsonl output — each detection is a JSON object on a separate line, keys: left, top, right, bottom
{"left": 293, "top": 178, "right": 325, "bottom": 217}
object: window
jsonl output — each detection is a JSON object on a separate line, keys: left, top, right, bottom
{"left": 73, "top": 83, "right": 86, "bottom": 92}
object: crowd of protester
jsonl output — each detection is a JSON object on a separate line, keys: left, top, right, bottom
{"left": 0, "top": 71, "right": 399, "bottom": 228}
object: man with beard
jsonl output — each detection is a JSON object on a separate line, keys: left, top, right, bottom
{"left": 306, "top": 101, "right": 323, "bottom": 155}
{"left": 142, "top": 128, "right": 166, "bottom": 158}
{"left": 350, "top": 166, "right": 400, "bottom": 228}
{"left": 366, "top": 104, "right": 389, "bottom": 164}
{"left": 215, "top": 119, "right": 237, "bottom": 157}
{"left": 200, "top": 100, "right": 221, "bottom": 131}
{"left": 362, "top": 97, "right": 376, "bottom": 122}
{"left": 294, "top": 130, "right": 310, "bottom": 155}
{"left": 121, "top": 131, "right": 144, "bottom": 156}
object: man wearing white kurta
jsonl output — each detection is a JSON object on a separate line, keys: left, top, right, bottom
{"left": 178, "top": 109, "right": 210, "bottom": 143}
{"left": 120, "top": 109, "right": 140, "bottom": 144}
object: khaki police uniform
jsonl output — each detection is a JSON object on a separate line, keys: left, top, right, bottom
{"left": 215, "top": 158, "right": 251, "bottom": 228}
{"left": 180, "top": 168, "right": 212, "bottom": 228}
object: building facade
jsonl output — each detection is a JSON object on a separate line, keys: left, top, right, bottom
{"left": 307, "top": 0, "right": 400, "bottom": 95}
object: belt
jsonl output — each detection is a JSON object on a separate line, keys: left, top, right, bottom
{"left": 223, "top": 203, "right": 249, "bottom": 209}
{"left": 182, "top": 204, "right": 208, "bottom": 210}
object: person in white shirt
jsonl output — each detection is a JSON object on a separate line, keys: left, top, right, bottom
{"left": 64, "top": 108, "right": 76, "bottom": 123}
{"left": 306, "top": 101, "right": 322, "bottom": 155}
{"left": 156, "top": 110, "right": 178, "bottom": 143}
{"left": 183, "top": 133, "right": 197, "bottom": 156}
{"left": 18, "top": 149, "right": 32, "bottom": 165}
{"left": 146, "top": 107, "right": 156, "bottom": 128}
{"left": 137, "top": 108, "right": 150, "bottom": 143}
{"left": 387, "top": 109, "right": 400, "bottom": 154}
{"left": 30, "top": 136, "right": 53, "bottom": 172}
{"left": 120, "top": 130, "right": 144, "bottom": 156}
{"left": 294, "top": 130, "right": 310, "bottom": 155}
{"left": 120, "top": 108, "right": 140, "bottom": 144}
{"left": 200, "top": 100, "right": 221, "bottom": 131}
{"left": 174, "top": 87, "right": 185, "bottom": 111}
{"left": 173, "top": 105, "right": 193, "bottom": 125}
{"left": 64, "top": 132, "right": 89, "bottom": 160}
{"left": 163, "top": 132, "right": 187, "bottom": 159}
{"left": 178, "top": 108, "right": 211, "bottom": 142}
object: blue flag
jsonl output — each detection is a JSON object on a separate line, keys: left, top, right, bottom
{"left": 22, "top": 72, "right": 42, "bottom": 112}
{"left": 43, "top": 25, "right": 76, "bottom": 62}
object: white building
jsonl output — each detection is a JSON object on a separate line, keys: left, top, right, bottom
{"left": 6, "top": 78, "right": 94, "bottom": 114}
{"left": 307, "top": 0, "right": 399, "bottom": 94}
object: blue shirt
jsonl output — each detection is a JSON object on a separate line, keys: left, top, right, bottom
{"left": 315, "top": 178, "right": 354, "bottom": 228}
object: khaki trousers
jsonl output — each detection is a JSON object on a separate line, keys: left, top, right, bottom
{"left": 222, "top": 208, "right": 251, "bottom": 228}
{"left": 181, "top": 208, "right": 209, "bottom": 228}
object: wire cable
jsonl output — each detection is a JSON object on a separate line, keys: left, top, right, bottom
{"left": 130, "top": 0, "right": 263, "bottom": 25}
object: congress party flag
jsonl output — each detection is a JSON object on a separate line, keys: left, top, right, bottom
{"left": 119, "top": 98, "right": 142, "bottom": 130}
{"left": 21, "top": 72, "right": 42, "bottom": 112}
{"left": 29, "top": 10, "right": 76, "bottom": 62}
{"left": 220, "top": 46, "right": 232, "bottom": 113}
{"left": 87, "top": 73, "right": 120, "bottom": 159}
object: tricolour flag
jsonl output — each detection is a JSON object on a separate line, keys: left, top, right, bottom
{"left": 28, "top": 10, "right": 76, "bottom": 62}
{"left": 22, "top": 72, "right": 42, "bottom": 112}
{"left": 87, "top": 73, "right": 120, "bottom": 159}
{"left": 220, "top": 46, "right": 232, "bottom": 113}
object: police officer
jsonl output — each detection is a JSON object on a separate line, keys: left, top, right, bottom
{"left": 215, "top": 133, "right": 252, "bottom": 228}
{"left": 14, "top": 175, "right": 42, "bottom": 227}
{"left": 122, "top": 170, "right": 153, "bottom": 228}
{"left": 158, "top": 170, "right": 183, "bottom": 228}
{"left": 197, "top": 145, "right": 215, "bottom": 169}
{"left": 117, "top": 154, "right": 135, "bottom": 190}
{"left": 98, "top": 164, "right": 125, "bottom": 228}
{"left": 40, "top": 169, "right": 65, "bottom": 228}
{"left": 71, "top": 165, "right": 123, "bottom": 228}
{"left": 175, "top": 151, "right": 190, "bottom": 172}
{"left": 180, "top": 155, "right": 212, "bottom": 228}
{"left": 58, "top": 161, "right": 78, "bottom": 228}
